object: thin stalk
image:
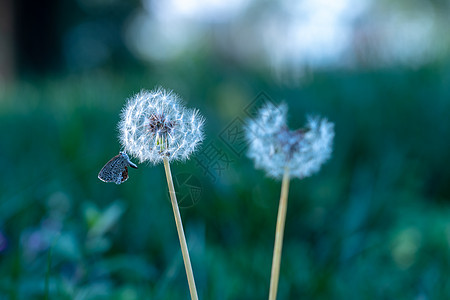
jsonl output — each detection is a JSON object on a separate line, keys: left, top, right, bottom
{"left": 163, "top": 156, "right": 199, "bottom": 300}
{"left": 268, "top": 167, "right": 290, "bottom": 300}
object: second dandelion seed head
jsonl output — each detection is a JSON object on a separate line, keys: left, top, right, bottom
{"left": 119, "top": 88, "right": 205, "bottom": 164}
{"left": 246, "top": 102, "right": 334, "bottom": 179}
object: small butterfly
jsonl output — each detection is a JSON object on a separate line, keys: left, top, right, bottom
{"left": 98, "top": 152, "right": 138, "bottom": 184}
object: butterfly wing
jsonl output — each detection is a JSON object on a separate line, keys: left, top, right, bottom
{"left": 98, "top": 154, "right": 118, "bottom": 183}
{"left": 98, "top": 154, "right": 126, "bottom": 184}
{"left": 98, "top": 152, "right": 136, "bottom": 184}
{"left": 119, "top": 166, "right": 129, "bottom": 184}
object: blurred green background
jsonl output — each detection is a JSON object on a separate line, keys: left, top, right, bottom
{"left": 1, "top": 0, "right": 450, "bottom": 299}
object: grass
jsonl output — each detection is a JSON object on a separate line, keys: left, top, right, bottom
{"left": 1, "top": 65, "right": 450, "bottom": 299}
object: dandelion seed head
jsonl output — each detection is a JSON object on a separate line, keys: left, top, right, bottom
{"left": 246, "top": 102, "right": 334, "bottom": 180}
{"left": 119, "top": 88, "right": 205, "bottom": 164}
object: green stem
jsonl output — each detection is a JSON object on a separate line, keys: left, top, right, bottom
{"left": 163, "top": 156, "right": 199, "bottom": 300}
{"left": 268, "top": 167, "right": 290, "bottom": 300}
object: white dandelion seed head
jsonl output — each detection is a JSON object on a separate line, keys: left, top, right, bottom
{"left": 246, "top": 102, "right": 334, "bottom": 180}
{"left": 118, "top": 88, "right": 205, "bottom": 164}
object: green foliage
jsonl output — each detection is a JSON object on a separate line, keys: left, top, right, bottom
{"left": 1, "top": 64, "right": 450, "bottom": 299}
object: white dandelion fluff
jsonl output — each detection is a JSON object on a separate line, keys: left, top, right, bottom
{"left": 119, "top": 88, "right": 205, "bottom": 164}
{"left": 246, "top": 102, "right": 334, "bottom": 179}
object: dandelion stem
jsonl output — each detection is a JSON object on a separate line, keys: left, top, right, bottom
{"left": 269, "top": 167, "right": 290, "bottom": 300}
{"left": 163, "top": 156, "right": 199, "bottom": 300}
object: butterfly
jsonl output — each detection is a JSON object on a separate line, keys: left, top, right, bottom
{"left": 98, "top": 152, "right": 138, "bottom": 184}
